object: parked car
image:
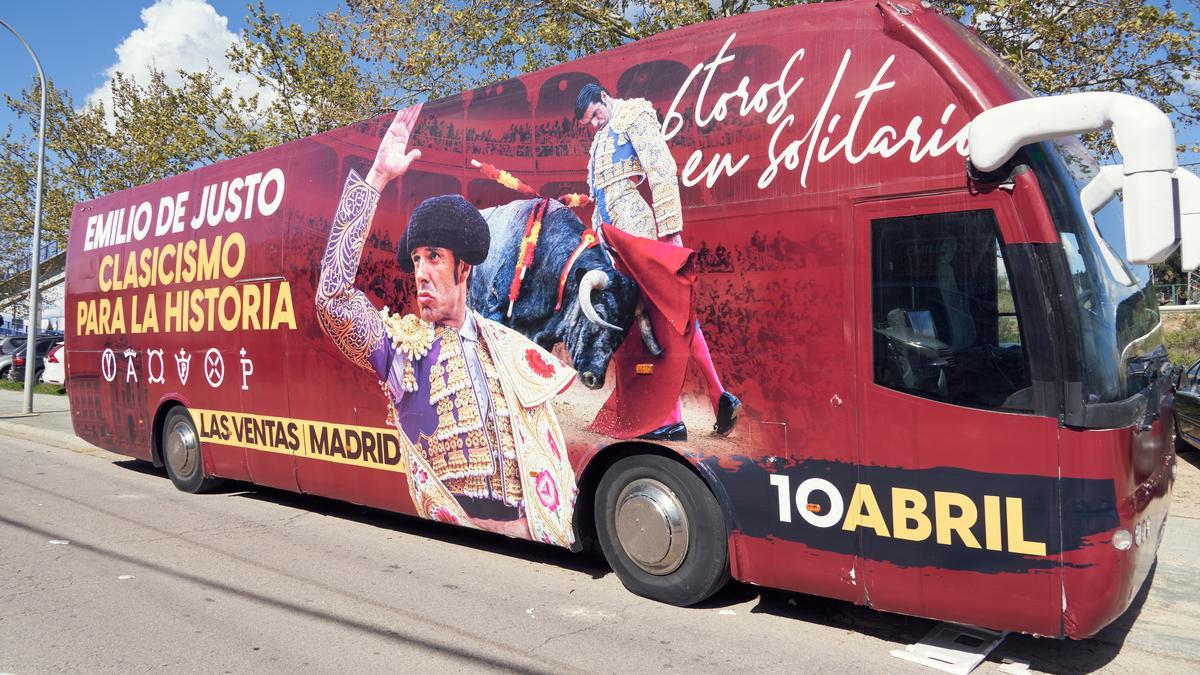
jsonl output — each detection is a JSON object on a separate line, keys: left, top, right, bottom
{"left": 1171, "top": 355, "right": 1200, "bottom": 449}
{"left": 0, "top": 337, "right": 27, "bottom": 380}
{"left": 42, "top": 341, "right": 65, "bottom": 385}
{"left": 11, "top": 336, "right": 60, "bottom": 384}
{"left": 1177, "top": 358, "right": 1200, "bottom": 451}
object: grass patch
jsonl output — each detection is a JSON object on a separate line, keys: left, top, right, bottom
{"left": 1164, "top": 310, "right": 1200, "bottom": 367}
{"left": 0, "top": 379, "right": 66, "bottom": 395}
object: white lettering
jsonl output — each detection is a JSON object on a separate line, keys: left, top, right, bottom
{"left": 664, "top": 34, "right": 971, "bottom": 193}
{"left": 769, "top": 473, "right": 792, "bottom": 523}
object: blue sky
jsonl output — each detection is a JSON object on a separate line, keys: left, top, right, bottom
{"left": 0, "top": 1, "right": 337, "bottom": 135}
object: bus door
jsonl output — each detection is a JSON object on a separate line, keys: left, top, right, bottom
{"left": 852, "top": 191, "right": 1063, "bottom": 635}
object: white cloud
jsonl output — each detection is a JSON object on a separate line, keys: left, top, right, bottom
{"left": 87, "top": 0, "right": 269, "bottom": 115}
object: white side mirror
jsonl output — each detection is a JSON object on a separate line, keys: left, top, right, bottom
{"left": 1081, "top": 165, "right": 1194, "bottom": 270}
{"left": 1177, "top": 168, "right": 1200, "bottom": 271}
{"left": 968, "top": 92, "right": 1178, "bottom": 264}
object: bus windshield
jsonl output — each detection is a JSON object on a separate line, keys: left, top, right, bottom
{"left": 1027, "top": 140, "right": 1164, "bottom": 404}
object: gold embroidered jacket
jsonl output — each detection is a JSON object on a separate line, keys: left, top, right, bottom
{"left": 587, "top": 98, "right": 683, "bottom": 240}
{"left": 382, "top": 310, "right": 578, "bottom": 547}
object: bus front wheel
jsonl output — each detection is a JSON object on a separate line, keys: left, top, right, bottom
{"left": 595, "top": 454, "right": 729, "bottom": 606}
{"left": 162, "top": 407, "right": 222, "bottom": 493}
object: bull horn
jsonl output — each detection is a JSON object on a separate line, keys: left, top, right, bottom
{"left": 635, "top": 302, "right": 663, "bottom": 357}
{"left": 578, "top": 270, "right": 621, "bottom": 331}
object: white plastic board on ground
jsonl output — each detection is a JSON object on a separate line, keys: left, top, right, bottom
{"left": 889, "top": 622, "right": 1007, "bottom": 674}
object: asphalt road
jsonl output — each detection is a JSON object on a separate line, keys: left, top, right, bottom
{"left": 2, "top": 436, "right": 1200, "bottom": 674}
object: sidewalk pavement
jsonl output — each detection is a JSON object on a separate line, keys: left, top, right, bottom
{"left": 0, "top": 387, "right": 97, "bottom": 452}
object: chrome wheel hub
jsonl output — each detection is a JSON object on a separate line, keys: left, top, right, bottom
{"left": 614, "top": 478, "right": 689, "bottom": 575}
{"left": 165, "top": 419, "right": 198, "bottom": 478}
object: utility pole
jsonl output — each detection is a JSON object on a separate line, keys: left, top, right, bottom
{"left": 0, "top": 19, "right": 48, "bottom": 414}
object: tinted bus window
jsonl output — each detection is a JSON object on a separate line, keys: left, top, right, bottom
{"left": 871, "top": 210, "right": 1032, "bottom": 411}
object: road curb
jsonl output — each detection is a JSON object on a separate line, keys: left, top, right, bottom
{"left": 0, "top": 419, "right": 99, "bottom": 453}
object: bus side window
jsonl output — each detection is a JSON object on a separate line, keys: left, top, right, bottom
{"left": 871, "top": 210, "right": 1033, "bottom": 412}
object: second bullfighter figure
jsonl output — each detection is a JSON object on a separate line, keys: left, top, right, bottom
{"left": 316, "top": 105, "right": 578, "bottom": 547}
{"left": 576, "top": 83, "right": 741, "bottom": 441}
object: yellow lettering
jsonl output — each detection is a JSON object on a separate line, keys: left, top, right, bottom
{"left": 203, "top": 287, "right": 220, "bottom": 331}
{"left": 99, "top": 298, "right": 111, "bottom": 331}
{"left": 122, "top": 253, "right": 138, "bottom": 291}
{"left": 110, "top": 297, "right": 126, "bottom": 333}
{"left": 141, "top": 293, "right": 159, "bottom": 333}
{"left": 159, "top": 244, "right": 175, "bottom": 285}
{"left": 99, "top": 256, "right": 113, "bottom": 292}
{"left": 138, "top": 248, "right": 153, "bottom": 287}
{"left": 165, "top": 290, "right": 184, "bottom": 332}
{"left": 934, "top": 491, "right": 980, "bottom": 549}
{"left": 242, "top": 284, "right": 261, "bottom": 329}
{"left": 983, "top": 495, "right": 1003, "bottom": 551}
{"left": 271, "top": 281, "right": 296, "bottom": 330}
{"left": 1005, "top": 497, "right": 1047, "bottom": 556}
{"left": 78, "top": 299, "right": 94, "bottom": 333}
{"left": 221, "top": 232, "right": 245, "bottom": 278}
{"left": 189, "top": 289, "right": 205, "bottom": 331}
{"left": 197, "top": 237, "right": 221, "bottom": 282}
{"left": 891, "top": 488, "right": 931, "bottom": 542}
{"left": 842, "top": 484, "right": 890, "bottom": 537}
{"left": 181, "top": 240, "right": 197, "bottom": 283}
{"left": 218, "top": 285, "right": 240, "bottom": 331}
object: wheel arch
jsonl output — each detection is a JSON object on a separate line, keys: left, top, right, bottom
{"left": 573, "top": 441, "right": 741, "bottom": 554}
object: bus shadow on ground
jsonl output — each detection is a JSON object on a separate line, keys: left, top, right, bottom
{"left": 737, "top": 564, "right": 1154, "bottom": 675}
{"left": 991, "top": 563, "right": 1155, "bottom": 674}
{"left": 111, "top": 459, "right": 609, "bottom": 580}
{"left": 1177, "top": 447, "right": 1200, "bottom": 469}
{"left": 112, "top": 459, "right": 1152, "bottom": 673}
{"left": 204, "top": 472, "right": 613, "bottom": 580}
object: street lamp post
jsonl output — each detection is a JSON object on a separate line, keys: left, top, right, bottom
{"left": 0, "top": 19, "right": 48, "bottom": 414}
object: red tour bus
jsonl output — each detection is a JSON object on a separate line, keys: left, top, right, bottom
{"left": 65, "top": 0, "right": 1194, "bottom": 639}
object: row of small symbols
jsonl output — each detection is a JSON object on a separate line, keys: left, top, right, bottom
{"left": 100, "top": 347, "right": 254, "bottom": 390}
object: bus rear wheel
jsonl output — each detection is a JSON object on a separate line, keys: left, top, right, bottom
{"left": 595, "top": 454, "right": 729, "bottom": 606}
{"left": 162, "top": 407, "right": 222, "bottom": 493}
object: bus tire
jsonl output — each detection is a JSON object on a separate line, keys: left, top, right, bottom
{"left": 162, "top": 406, "right": 222, "bottom": 493}
{"left": 595, "top": 454, "right": 729, "bottom": 606}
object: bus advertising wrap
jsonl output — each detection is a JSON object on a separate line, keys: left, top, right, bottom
{"left": 66, "top": 2, "right": 1171, "bottom": 639}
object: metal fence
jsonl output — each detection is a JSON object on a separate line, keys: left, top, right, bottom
{"left": 1159, "top": 284, "right": 1200, "bottom": 306}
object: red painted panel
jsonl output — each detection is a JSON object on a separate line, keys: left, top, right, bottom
{"left": 1058, "top": 398, "right": 1175, "bottom": 638}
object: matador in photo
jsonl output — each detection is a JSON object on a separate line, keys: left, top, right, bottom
{"left": 576, "top": 83, "right": 741, "bottom": 442}
{"left": 315, "top": 105, "right": 578, "bottom": 547}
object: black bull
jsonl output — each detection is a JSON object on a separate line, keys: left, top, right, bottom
{"left": 468, "top": 199, "right": 638, "bottom": 389}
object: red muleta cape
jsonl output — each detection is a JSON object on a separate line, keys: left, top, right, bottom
{"left": 587, "top": 224, "right": 697, "bottom": 439}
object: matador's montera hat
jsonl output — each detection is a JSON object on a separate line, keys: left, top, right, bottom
{"left": 397, "top": 194, "right": 491, "bottom": 272}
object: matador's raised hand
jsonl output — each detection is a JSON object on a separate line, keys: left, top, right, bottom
{"left": 365, "top": 103, "right": 423, "bottom": 193}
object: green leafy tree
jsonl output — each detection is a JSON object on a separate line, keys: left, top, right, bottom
{"left": 934, "top": 0, "right": 1200, "bottom": 156}
{"left": 1, "top": 78, "right": 113, "bottom": 248}
{"left": 318, "top": 0, "right": 1198, "bottom": 159}
{"left": 228, "top": 1, "right": 384, "bottom": 138}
